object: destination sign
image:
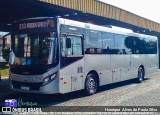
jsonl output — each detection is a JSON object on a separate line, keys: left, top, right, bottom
{"left": 18, "top": 20, "right": 53, "bottom": 30}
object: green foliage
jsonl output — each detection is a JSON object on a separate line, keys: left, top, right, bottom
{"left": 2, "top": 46, "right": 10, "bottom": 62}
{"left": 1, "top": 68, "right": 9, "bottom": 77}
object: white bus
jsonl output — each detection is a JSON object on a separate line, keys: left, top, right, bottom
{"left": 9, "top": 17, "right": 159, "bottom": 95}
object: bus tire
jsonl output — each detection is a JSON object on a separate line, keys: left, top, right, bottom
{"left": 137, "top": 67, "right": 144, "bottom": 83}
{"left": 85, "top": 73, "right": 98, "bottom": 95}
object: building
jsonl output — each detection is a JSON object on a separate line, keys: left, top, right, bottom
{"left": 0, "top": 35, "right": 10, "bottom": 62}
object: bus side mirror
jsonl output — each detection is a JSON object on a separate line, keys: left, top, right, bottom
{"left": 66, "top": 38, "right": 71, "bottom": 48}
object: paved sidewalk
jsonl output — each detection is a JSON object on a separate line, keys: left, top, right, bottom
{"left": 0, "top": 71, "right": 160, "bottom": 108}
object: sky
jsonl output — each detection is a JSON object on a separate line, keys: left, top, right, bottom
{"left": 99, "top": 0, "right": 160, "bottom": 23}
{"left": 0, "top": 32, "right": 8, "bottom": 35}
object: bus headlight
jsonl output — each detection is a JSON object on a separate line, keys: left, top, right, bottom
{"left": 43, "top": 73, "right": 57, "bottom": 85}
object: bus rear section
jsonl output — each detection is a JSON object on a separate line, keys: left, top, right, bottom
{"left": 59, "top": 18, "right": 158, "bottom": 95}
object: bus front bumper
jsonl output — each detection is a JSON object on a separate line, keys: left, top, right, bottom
{"left": 10, "top": 78, "right": 59, "bottom": 94}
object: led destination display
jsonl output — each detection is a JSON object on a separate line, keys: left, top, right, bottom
{"left": 13, "top": 18, "right": 55, "bottom": 31}
{"left": 19, "top": 21, "right": 49, "bottom": 30}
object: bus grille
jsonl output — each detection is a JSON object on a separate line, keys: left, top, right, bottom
{"left": 12, "top": 80, "right": 42, "bottom": 91}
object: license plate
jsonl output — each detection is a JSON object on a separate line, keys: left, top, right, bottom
{"left": 21, "top": 86, "right": 29, "bottom": 90}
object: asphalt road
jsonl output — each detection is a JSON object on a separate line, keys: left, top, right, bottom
{"left": 0, "top": 71, "right": 160, "bottom": 108}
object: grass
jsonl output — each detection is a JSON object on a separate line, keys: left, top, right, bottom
{"left": 0, "top": 63, "right": 9, "bottom": 77}
{"left": 1, "top": 68, "right": 9, "bottom": 77}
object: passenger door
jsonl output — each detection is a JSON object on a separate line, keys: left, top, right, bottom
{"left": 60, "top": 34, "right": 84, "bottom": 93}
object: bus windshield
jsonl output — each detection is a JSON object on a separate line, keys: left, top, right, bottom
{"left": 10, "top": 32, "right": 57, "bottom": 65}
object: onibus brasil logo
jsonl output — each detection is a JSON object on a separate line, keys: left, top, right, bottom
{"left": 2, "top": 98, "right": 39, "bottom": 113}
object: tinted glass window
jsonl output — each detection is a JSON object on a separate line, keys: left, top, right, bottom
{"left": 60, "top": 25, "right": 84, "bottom": 35}
{"left": 102, "top": 32, "right": 115, "bottom": 54}
{"left": 124, "top": 36, "right": 132, "bottom": 54}
{"left": 144, "top": 37, "right": 157, "bottom": 54}
{"left": 89, "top": 30, "right": 98, "bottom": 39}
{"left": 140, "top": 37, "right": 146, "bottom": 54}
{"left": 133, "top": 36, "right": 144, "bottom": 54}
{"left": 114, "top": 34, "right": 125, "bottom": 54}
{"left": 61, "top": 35, "right": 82, "bottom": 56}
{"left": 124, "top": 36, "right": 145, "bottom": 54}
{"left": 124, "top": 36, "right": 135, "bottom": 54}
{"left": 85, "top": 30, "right": 102, "bottom": 54}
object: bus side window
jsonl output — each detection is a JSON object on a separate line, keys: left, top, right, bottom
{"left": 145, "top": 37, "right": 157, "bottom": 54}
{"left": 61, "top": 35, "right": 83, "bottom": 57}
{"left": 85, "top": 30, "right": 102, "bottom": 54}
{"left": 66, "top": 36, "right": 82, "bottom": 56}
{"left": 102, "top": 32, "right": 114, "bottom": 54}
{"left": 61, "top": 36, "right": 66, "bottom": 57}
{"left": 114, "top": 34, "right": 125, "bottom": 54}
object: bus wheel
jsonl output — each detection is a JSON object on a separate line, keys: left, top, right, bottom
{"left": 137, "top": 67, "right": 144, "bottom": 83}
{"left": 85, "top": 73, "right": 98, "bottom": 95}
